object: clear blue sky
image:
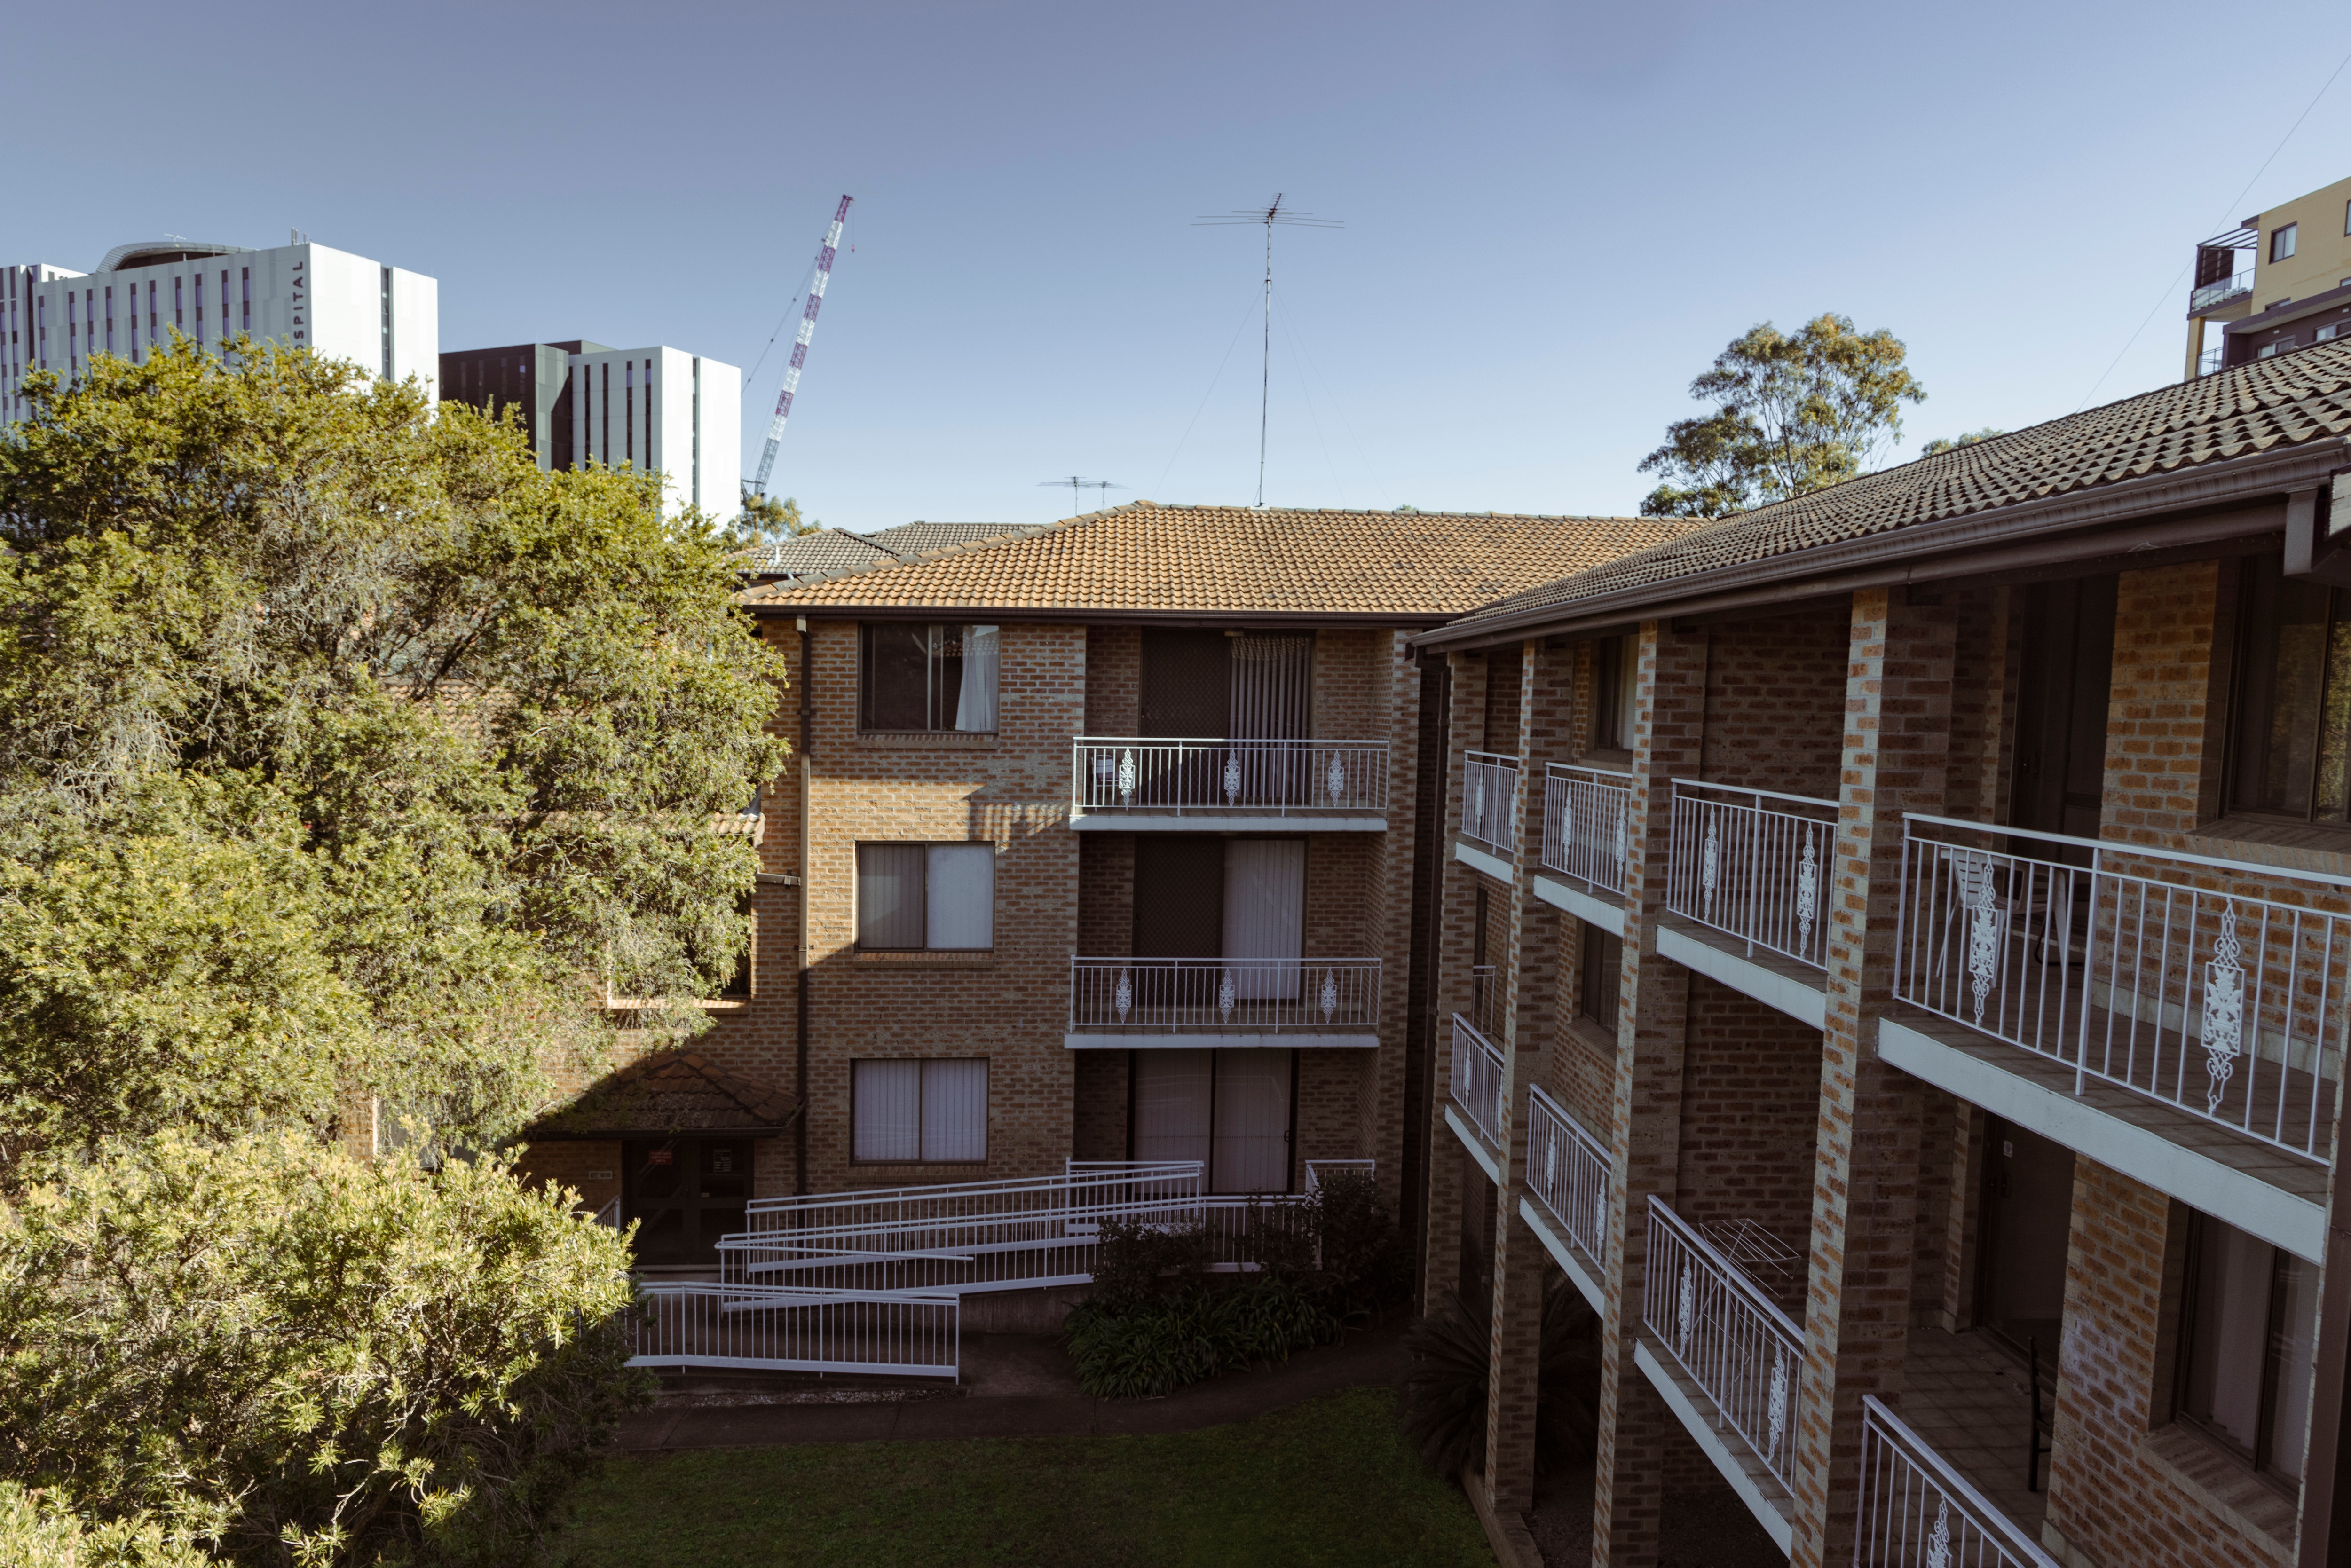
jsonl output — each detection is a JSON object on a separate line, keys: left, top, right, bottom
{"left": 12, "top": 0, "right": 2351, "bottom": 532}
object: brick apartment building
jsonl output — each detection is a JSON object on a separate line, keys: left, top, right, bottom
{"left": 1411, "top": 345, "right": 2351, "bottom": 1566}
{"left": 514, "top": 502, "right": 1690, "bottom": 1271}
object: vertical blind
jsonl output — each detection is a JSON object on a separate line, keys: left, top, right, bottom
{"left": 1223, "top": 838, "right": 1304, "bottom": 999}
{"left": 855, "top": 843, "right": 995, "bottom": 950}
{"left": 853, "top": 1058, "right": 989, "bottom": 1162}
{"left": 1230, "top": 634, "right": 1311, "bottom": 740}
{"left": 1128, "top": 1049, "right": 1293, "bottom": 1193}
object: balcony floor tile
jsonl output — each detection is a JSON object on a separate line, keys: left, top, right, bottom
{"left": 1894, "top": 1325, "right": 2050, "bottom": 1546}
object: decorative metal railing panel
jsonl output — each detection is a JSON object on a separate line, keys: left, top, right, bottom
{"left": 1854, "top": 1394, "right": 2059, "bottom": 1567}
{"left": 1450, "top": 1014, "right": 1508, "bottom": 1151}
{"left": 1543, "top": 764, "right": 1634, "bottom": 896}
{"left": 1071, "top": 738, "right": 1388, "bottom": 816}
{"left": 1068, "top": 956, "right": 1380, "bottom": 1035}
{"left": 1302, "top": 1159, "right": 1375, "bottom": 1193}
{"left": 1893, "top": 814, "right": 2351, "bottom": 1164}
{"left": 1642, "top": 1196, "right": 1806, "bottom": 1494}
{"left": 1525, "top": 1085, "right": 1610, "bottom": 1272}
{"left": 1463, "top": 751, "right": 1521, "bottom": 855}
{"left": 630, "top": 1284, "right": 962, "bottom": 1378}
{"left": 1667, "top": 780, "right": 1840, "bottom": 972}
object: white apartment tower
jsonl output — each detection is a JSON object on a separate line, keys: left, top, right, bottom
{"left": 3, "top": 236, "right": 439, "bottom": 422}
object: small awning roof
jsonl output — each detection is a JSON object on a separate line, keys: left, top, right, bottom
{"left": 522, "top": 1050, "right": 800, "bottom": 1140}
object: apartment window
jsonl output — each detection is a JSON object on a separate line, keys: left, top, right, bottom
{"left": 2229, "top": 552, "right": 2351, "bottom": 823}
{"left": 2272, "top": 222, "right": 2300, "bottom": 262}
{"left": 2175, "top": 1212, "right": 2319, "bottom": 1489}
{"left": 2320, "top": 323, "right": 2342, "bottom": 343}
{"left": 859, "top": 622, "right": 1001, "bottom": 732}
{"left": 691, "top": 357, "right": 702, "bottom": 508}
{"left": 103, "top": 287, "right": 112, "bottom": 354}
{"left": 2259, "top": 339, "right": 2293, "bottom": 359}
{"left": 855, "top": 843, "right": 994, "bottom": 950}
{"left": 146, "top": 281, "right": 156, "bottom": 338}
{"left": 1579, "top": 922, "right": 1623, "bottom": 1032}
{"left": 174, "top": 276, "right": 182, "bottom": 333}
{"left": 1593, "top": 633, "right": 1639, "bottom": 751}
{"left": 853, "top": 1058, "right": 987, "bottom": 1162}
{"left": 625, "top": 360, "right": 634, "bottom": 465}
{"left": 240, "top": 268, "right": 250, "bottom": 331}
{"left": 600, "top": 362, "right": 610, "bottom": 461}
{"left": 379, "top": 266, "right": 393, "bottom": 378}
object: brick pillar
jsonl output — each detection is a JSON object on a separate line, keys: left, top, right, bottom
{"left": 1484, "top": 639, "right": 1574, "bottom": 1515}
{"left": 1594, "top": 620, "right": 1708, "bottom": 1568}
{"left": 1788, "top": 586, "right": 1955, "bottom": 1567}
{"left": 1422, "top": 650, "right": 1491, "bottom": 1316}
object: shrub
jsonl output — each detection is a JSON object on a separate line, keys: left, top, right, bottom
{"left": 0, "top": 1484, "right": 210, "bottom": 1568}
{"left": 1396, "top": 1280, "right": 1602, "bottom": 1480}
{"left": 1302, "top": 1170, "right": 1409, "bottom": 1324}
{"left": 0, "top": 1131, "right": 650, "bottom": 1566}
{"left": 1065, "top": 1278, "right": 1338, "bottom": 1399}
{"left": 1084, "top": 1213, "right": 1212, "bottom": 1316}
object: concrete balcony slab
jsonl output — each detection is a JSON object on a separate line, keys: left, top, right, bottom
{"left": 1531, "top": 874, "right": 1625, "bottom": 937}
{"left": 1444, "top": 1103, "right": 1503, "bottom": 1184}
{"left": 1455, "top": 836, "right": 1515, "bottom": 883}
{"left": 1519, "top": 1196, "right": 1605, "bottom": 1314}
{"left": 1063, "top": 1032, "right": 1379, "bottom": 1049}
{"left": 1878, "top": 1006, "right": 2327, "bottom": 1261}
{"left": 1071, "top": 812, "right": 1387, "bottom": 833}
{"left": 1655, "top": 914, "right": 1828, "bottom": 1030}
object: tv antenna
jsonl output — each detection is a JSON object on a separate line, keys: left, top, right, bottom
{"left": 1040, "top": 475, "right": 1128, "bottom": 514}
{"left": 1195, "top": 195, "right": 1342, "bottom": 506}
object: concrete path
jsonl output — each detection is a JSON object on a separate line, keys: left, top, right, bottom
{"left": 617, "top": 1316, "right": 1407, "bottom": 1452}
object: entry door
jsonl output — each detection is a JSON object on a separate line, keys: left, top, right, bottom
{"left": 1974, "top": 1117, "right": 2074, "bottom": 1355}
{"left": 1129, "top": 1048, "right": 1295, "bottom": 1192}
{"left": 1223, "top": 838, "right": 1304, "bottom": 1001}
{"left": 623, "top": 1137, "right": 752, "bottom": 1266}
{"left": 2011, "top": 575, "right": 2117, "bottom": 850}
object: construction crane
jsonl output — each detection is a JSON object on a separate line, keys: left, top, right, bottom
{"left": 746, "top": 194, "right": 853, "bottom": 503}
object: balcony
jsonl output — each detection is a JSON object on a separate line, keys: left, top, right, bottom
{"left": 1069, "top": 738, "right": 1389, "bottom": 831}
{"left": 1659, "top": 780, "right": 1839, "bottom": 1026}
{"left": 1534, "top": 763, "right": 1632, "bottom": 932}
{"left": 2189, "top": 270, "right": 2254, "bottom": 313}
{"left": 1636, "top": 1196, "right": 1805, "bottom": 1552}
{"left": 1063, "top": 956, "right": 1381, "bottom": 1049}
{"left": 1521, "top": 1084, "right": 1611, "bottom": 1309}
{"left": 1457, "top": 750, "right": 1520, "bottom": 879}
{"left": 1883, "top": 813, "right": 2342, "bottom": 1261}
{"left": 1445, "top": 1013, "right": 1508, "bottom": 1179}
{"left": 1855, "top": 1389, "right": 2055, "bottom": 1568}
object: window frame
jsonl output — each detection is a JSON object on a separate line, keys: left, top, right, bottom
{"left": 2171, "top": 1210, "right": 2317, "bottom": 1494}
{"left": 857, "top": 621, "right": 1002, "bottom": 734}
{"left": 851, "top": 1057, "right": 990, "bottom": 1164}
{"left": 1578, "top": 922, "right": 1623, "bottom": 1033}
{"left": 1592, "top": 633, "right": 1639, "bottom": 754}
{"left": 853, "top": 841, "right": 997, "bottom": 953}
{"left": 2273, "top": 222, "right": 2300, "bottom": 263}
{"left": 2225, "top": 553, "right": 2351, "bottom": 828}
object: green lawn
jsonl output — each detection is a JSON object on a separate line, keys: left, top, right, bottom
{"left": 556, "top": 1386, "right": 1493, "bottom": 1568}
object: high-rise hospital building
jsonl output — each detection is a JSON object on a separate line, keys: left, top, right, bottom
{"left": 3, "top": 236, "right": 438, "bottom": 421}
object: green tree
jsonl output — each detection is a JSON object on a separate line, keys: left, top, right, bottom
{"left": 1921, "top": 427, "right": 2003, "bottom": 456}
{"left": 1639, "top": 314, "right": 1927, "bottom": 518}
{"left": 0, "top": 1131, "right": 647, "bottom": 1566}
{"left": 0, "top": 340, "right": 791, "bottom": 1163}
{"left": 736, "top": 491, "right": 817, "bottom": 545}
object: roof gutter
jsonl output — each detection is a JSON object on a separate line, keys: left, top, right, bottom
{"left": 742, "top": 604, "right": 1468, "bottom": 631}
{"left": 1413, "top": 437, "right": 2351, "bottom": 654}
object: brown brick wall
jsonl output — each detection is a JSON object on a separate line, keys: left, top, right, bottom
{"left": 1077, "top": 833, "right": 1133, "bottom": 957}
{"left": 1072, "top": 1049, "right": 1128, "bottom": 1160}
{"left": 1673, "top": 977, "right": 1820, "bottom": 1258}
{"left": 1086, "top": 624, "right": 1140, "bottom": 735}
{"left": 1698, "top": 605, "right": 1848, "bottom": 799}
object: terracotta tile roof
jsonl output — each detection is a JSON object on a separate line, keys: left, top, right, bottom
{"left": 529, "top": 1049, "right": 799, "bottom": 1137}
{"left": 1445, "top": 341, "right": 2351, "bottom": 632}
{"left": 745, "top": 521, "right": 1045, "bottom": 580}
{"left": 739, "top": 503, "right": 1700, "bottom": 621}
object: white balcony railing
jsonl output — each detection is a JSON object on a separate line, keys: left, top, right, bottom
{"left": 2189, "top": 270, "right": 2255, "bottom": 312}
{"left": 1894, "top": 814, "right": 2351, "bottom": 1164}
{"left": 1071, "top": 738, "right": 1388, "bottom": 816}
{"left": 1526, "top": 1084, "right": 1610, "bottom": 1271}
{"left": 1667, "top": 780, "right": 1839, "bottom": 971}
{"left": 631, "top": 1284, "right": 962, "bottom": 1377}
{"left": 1463, "top": 751, "right": 1521, "bottom": 855}
{"left": 1855, "top": 1394, "right": 2058, "bottom": 1568}
{"left": 1450, "top": 1013, "right": 1507, "bottom": 1150}
{"left": 1643, "top": 1196, "right": 1805, "bottom": 1493}
{"left": 1068, "top": 956, "right": 1380, "bottom": 1035}
{"left": 1543, "top": 763, "right": 1633, "bottom": 896}
{"left": 1469, "top": 963, "right": 1499, "bottom": 1035}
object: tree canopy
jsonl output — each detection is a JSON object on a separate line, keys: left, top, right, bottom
{"left": 0, "top": 340, "right": 790, "bottom": 1166}
{"left": 735, "top": 491, "right": 818, "bottom": 546}
{"left": 1921, "top": 426, "right": 2003, "bottom": 456}
{"left": 1638, "top": 314, "right": 1926, "bottom": 519}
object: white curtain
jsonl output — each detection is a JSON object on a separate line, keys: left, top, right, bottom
{"left": 919, "top": 1059, "right": 988, "bottom": 1162}
{"left": 1131, "top": 1050, "right": 1213, "bottom": 1166}
{"left": 1223, "top": 839, "right": 1304, "bottom": 1001}
{"left": 852, "top": 1060, "right": 921, "bottom": 1162}
{"left": 1211, "top": 1049, "right": 1292, "bottom": 1193}
{"left": 926, "top": 844, "right": 994, "bottom": 950}
{"left": 856, "top": 844, "right": 927, "bottom": 949}
{"left": 955, "top": 625, "right": 999, "bottom": 732}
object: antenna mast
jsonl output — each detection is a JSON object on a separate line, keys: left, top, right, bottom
{"left": 747, "top": 194, "right": 853, "bottom": 503}
{"left": 1195, "top": 195, "right": 1341, "bottom": 506}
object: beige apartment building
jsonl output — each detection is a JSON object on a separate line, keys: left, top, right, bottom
{"left": 515, "top": 502, "right": 1690, "bottom": 1271}
{"left": 1413, "top": 342, "right": 2351, "bottom": 1567}
{"left": 2185, "top": 173, "right": 2351, "bottom": 380}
